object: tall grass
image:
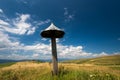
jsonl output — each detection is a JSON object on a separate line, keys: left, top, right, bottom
{"left": 0, "top": 62, "right": 120, "bottom": 80}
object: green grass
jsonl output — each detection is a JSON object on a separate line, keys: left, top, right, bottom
{"left": 0, "top": 55, "right": 120, "bottom": 80}
{"left": 63, "top": 55, "right": 120, "bottom": 65}
{"left": 109, "top": 66, "right": 120, "bottom": 70}
{"left": 0, "top": 66, "right": 119, "bottom": 80}
{"left": 0, "top": 62, "right": 16, "bottom": 68}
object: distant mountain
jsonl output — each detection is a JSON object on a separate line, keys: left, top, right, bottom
{"left": 0, "top": 58, "right": 72, "bottom": 64}
{"left": 2, "top": 55, "right": 119, "bottom": 65}
{"left": 0, "top": 59, "right": 18, "bottom": 63}
{"left": 0, "top": 59, "right": 43, "bottom": 63}
{"left": 0, "top": 59, "right": 53, "bottom": 63}
{"left": 63, "top": 55, "right": 120, "bottom": 65}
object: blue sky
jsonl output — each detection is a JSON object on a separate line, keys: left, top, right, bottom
{"left": 0, "top": 0, "right": 120, "bottom": 60}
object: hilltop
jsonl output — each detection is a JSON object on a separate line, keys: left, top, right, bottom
{"left": 63, "top": 55, "right": 120, "bottom": 65}
{"left": 0, "top": 55, "right": 120, "bottom": 80}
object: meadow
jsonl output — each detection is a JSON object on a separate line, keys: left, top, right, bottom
{"left": 0, "top": 55, "right": 120, "bottom": 80}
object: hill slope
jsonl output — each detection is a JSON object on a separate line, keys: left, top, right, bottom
{"left": 0, "top": 55, "right": 120, "bottom": 80}
{"left": 63, "top": 55, "right": 120, "bottom": 65}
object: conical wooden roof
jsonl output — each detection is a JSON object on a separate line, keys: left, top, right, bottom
{"left": 45, "top": 23, "right": 61, "bottom": 31}
{"left": 41, "top": 23, "right": 65, "bottom": 38}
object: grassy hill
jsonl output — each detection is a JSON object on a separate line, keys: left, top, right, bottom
{"left": 0, "top": 55, "right": 120, "bottom": 80}
{"left": 63, "top": 55, "right": 120, "bottom": 65}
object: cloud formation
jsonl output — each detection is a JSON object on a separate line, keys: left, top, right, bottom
{"left": 0, "top": 25, "right": 114, "bottom": 60}
{"left": 16, "top": 0, "right": 28, "bottom": 4}
{"left": 0, "top": 35, "right": 110, "bottom": 60}
{"left": 0, "top": 11, "right": 50, "bottom": 35}
{"left": 64, "top": 8, "right": 75, "bottom": 22}
{"left": 0, "top": 14, "right": 35, "bottom": 35}
{"left": 0, "top": 8, "right": 117, "bottom": 60}
{"left": 0, "top": 9, "right": 3, "bottom": 13}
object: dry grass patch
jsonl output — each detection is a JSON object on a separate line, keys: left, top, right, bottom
{"left": 0, "top": 61, "right": 120, "bottom": 80}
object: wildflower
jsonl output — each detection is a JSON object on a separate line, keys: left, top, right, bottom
{"left": 106, "top": 73, "right": 110, "bottom": 76}
{"left": 90, "top": 74, "right": 96, "bottom": 78}
{"left": 90, "top": 74, "right": 93, "bottom": 77}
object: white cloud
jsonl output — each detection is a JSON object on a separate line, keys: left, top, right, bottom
{"left": 99, "top": 52, "right": 108, "bottom": 56}
{"left": 0, "top": 19, "right": 9, "bottom": 25}
{"left": 10, "top": 14, "right": 34, "bottom": 35}
{"left": 19, "top": 14, "right": 30, "bottom": 22}
{"left": 92, "top": 52, "right": 108, "bottom": 57}
{"left": 35, "top": 19, "right": 51, "bottom": 26}
{"left": 57, "top": 45, "right": 93, "bottom": 59}
{"left": 0, "top": 14, "right": 35, "bottom": 35}
{"left": 64, "top": 8, "right": 68, "bottom": 15}
{"left": 0, "top": 9, "right": 119, "bottom": 60}
{"left": 0, "top": 9, "right": 3, "bottom": 13}
{"left": 32, "top": 53, "right": 39, "bottom": 58}
{"left": 0, "top": 29, "right": 112, "bottom": 60}
{"left": 0, "top": 13, "right": 50, "bottom": 35}
{"left": 41, "top": 38, "right": 47, "bottom": 41}
{"left": 0, "top": 33, "right": 118, "bottom": 60}
{"left": 64, "top": 8, "right": 75, "bottom": 22}
{"left": 16, "top": 43, "right": 110, "bottom": 59}
{"left": 8, "top": 53, "right": 29, "bottom": 60}
{"left": 27, "top": 27, "right": 36, "bottom": 35}
{"left": 16, "top": 0, "right": 28, "bottom": 4}
{"left": 0, "top": 10, "right": 52, "bottom": 60}
{"left": 68, "top": 15, "right": 74, "bottom": 19}
{"left": 56, "top": 39, "right": 60, "bottom": 43}
{"left": 0, "top": 31, "right": 21, "bottom": 50}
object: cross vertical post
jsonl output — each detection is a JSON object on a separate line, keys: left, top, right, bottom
{"left": 51, "top": 38, "right": 58, "bottom": 75}
{"left": 40, "top": 23, "right": 65, "bottom": 75}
